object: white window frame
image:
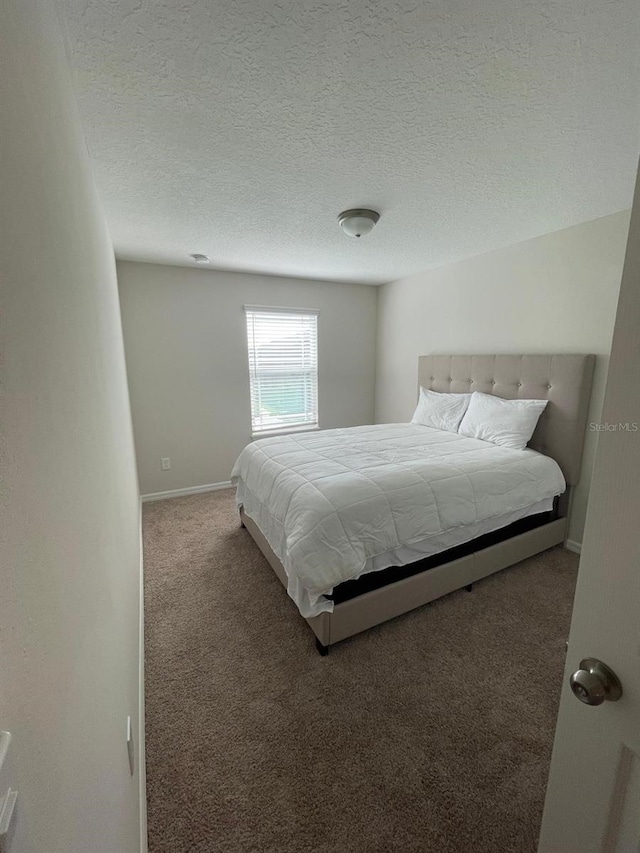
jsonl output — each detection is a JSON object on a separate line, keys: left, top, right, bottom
{"left": 244, "top": 305, "right": 319, "bottom": 438}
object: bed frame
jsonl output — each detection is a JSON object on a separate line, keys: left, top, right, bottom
{"left": 240, "top": 354, "right": 595, "bottom": 655}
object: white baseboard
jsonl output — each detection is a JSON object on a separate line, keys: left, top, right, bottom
{"left": 564, "top": 539, "right": 582, "bottom": 555}
{"left": 138, "top": 502, "right": 148, "bottom": 853}
{"left": 141, "top": 480, "right": 233, "bottom": 502}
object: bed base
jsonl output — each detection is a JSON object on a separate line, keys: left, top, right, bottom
{"left": 239, "top": 507, "right": 568, "bottom": 655}
{"left": 315, "top": 637, "right": 330, "bottom": 657}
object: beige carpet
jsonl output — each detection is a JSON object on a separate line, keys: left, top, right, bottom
{"left": 143, "top": 489, "right": 578, "bottom": 853}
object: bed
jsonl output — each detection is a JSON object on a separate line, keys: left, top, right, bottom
{"left": 232, "top": 354, "right": 595, "bottom": 654}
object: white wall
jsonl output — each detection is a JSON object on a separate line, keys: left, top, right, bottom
{"left": 376, "top": 212, "right": 631, "bottom": 545}
{"left": 0, "top": 2, "right": 143, "bottom": 851}
{"left": 117, "top": 262, "right": 377, "bottom": 495}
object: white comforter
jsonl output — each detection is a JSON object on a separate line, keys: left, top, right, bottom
{"left": 231, "top": 424, "right": 565, "bottom": 618}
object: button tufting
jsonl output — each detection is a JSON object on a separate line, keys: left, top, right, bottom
{"left": 547, "top": 384, "right": 552, "bottom": 389}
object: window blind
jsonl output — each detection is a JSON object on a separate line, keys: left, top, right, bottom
{"left": 245, "top": 307, "right": 318, "bottom": 433}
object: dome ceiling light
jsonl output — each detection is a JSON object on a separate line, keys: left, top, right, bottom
{"left": 338, "top": 209, "right": 380, "bottom": 238}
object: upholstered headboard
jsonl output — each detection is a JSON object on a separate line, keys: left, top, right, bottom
{"left": 417, "top": 354, "right": 595, "bottom": 485}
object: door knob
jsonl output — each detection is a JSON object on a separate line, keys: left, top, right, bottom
{"left": 570, "top": 658, "right": 623, "bottom": 706}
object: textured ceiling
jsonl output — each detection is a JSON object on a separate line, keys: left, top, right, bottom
{"left": 60, "top": 0, "right": 639, "bottom": 284}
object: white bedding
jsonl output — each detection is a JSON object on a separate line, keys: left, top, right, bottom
{"left": 231, "top": 424, "right": 566, "bottom": 618}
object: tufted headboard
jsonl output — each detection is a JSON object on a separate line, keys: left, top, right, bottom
{"left": 417, "top": 354, "right": 595, "bottom": 485}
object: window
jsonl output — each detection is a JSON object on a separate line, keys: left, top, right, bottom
{"left": 245, "top": 306, "right": 318, "bottom": 434}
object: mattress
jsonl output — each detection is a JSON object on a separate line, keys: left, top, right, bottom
{"left": 231, "top": 424, "right": 566, "bottom": 618}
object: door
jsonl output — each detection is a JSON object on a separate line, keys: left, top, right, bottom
{"left": 538, "top": 163, "right": 640, "bottom": 851}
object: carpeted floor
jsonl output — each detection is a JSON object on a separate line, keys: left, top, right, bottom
{"left": 143, "top": 489, "right": 578, "bottom": 853}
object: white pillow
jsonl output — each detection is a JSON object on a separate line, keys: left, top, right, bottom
{"left": 411, "top": 388, "right": 472, "bottom": 433}
{"left": 458, "top": 392, "right": 547, "bottom": 450}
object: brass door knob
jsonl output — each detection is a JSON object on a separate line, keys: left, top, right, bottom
{"left": 570, "top": 658, "right": 623, "bottom": 706}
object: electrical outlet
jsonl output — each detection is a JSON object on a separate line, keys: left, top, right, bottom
{"left": 161, "top": 457, "right": 171, "bottom": 470}
{"left": 126, "top": 716, "right": 134, "bottom": 776}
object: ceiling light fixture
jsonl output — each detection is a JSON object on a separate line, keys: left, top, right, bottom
{"left": 191, "top": 253, "right": 209, "bottom": 264}
{"left": 338, "top": 208, "right": 380, "bottom": 238}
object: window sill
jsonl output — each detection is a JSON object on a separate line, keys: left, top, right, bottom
{"left": 251, "top": 424, "right": 320, "bottom": 440}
